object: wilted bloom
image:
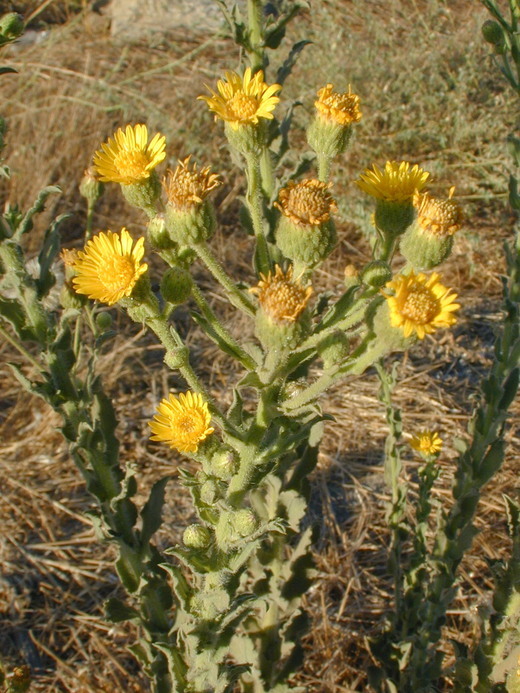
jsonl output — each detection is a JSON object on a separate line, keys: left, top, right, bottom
{"left": 163, "top": 156, "right": 221, "bottom": 210}
{"left": 275, "top": 179, "right": 337, "bottom": 226}
{"left": 149, "top": 391, "right": 214, "bottom": 453}
{"left": 199, "top": 67, "right": 281, "bottom": 130}
{"left": 72, "top": 228, "right": 148, "bottom": 305}
{"left": 410, "top": 430, "right": 443, "bottom": 455}
{"left": 93, "top": 124, "right": 166, "bottom": 185}
{"left": 413, "top": 187, "right": 463, "bottom": 237}
{"left": 251, "top": 265, "right": 312, "bottom": 323}
{"left": 356, "top": 161, "right": 429, "bottom": 202}
{"left": 383, "top": 270, "right": 459, "bottom": 339}
{"left": 315, "top": 84, "right": 361, "bottom": 126}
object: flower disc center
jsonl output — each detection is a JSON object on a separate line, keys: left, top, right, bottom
{"left": 114, "top": 150, "right": 150, "bottom": 180}
{"left": 400, "top": 285, "right": 439, "bottom": 323}
{"left": 228, "top": 92, "right": 259, "bottom": 120}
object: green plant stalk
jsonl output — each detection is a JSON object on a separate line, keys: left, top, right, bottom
{"left": 260, "top": 145, "right": 275, "bottom": 198}
{"left": 190, "top": 282, "right": 258, "bottom": 370}
{"left": 247, "top": 0, "right": 265, "bottom": 72}
{"left": 0, "top": 322, "right": 43, "bottom": 372}
{"left": 317, "top": 153, "right": 332, "bottom": 182}
{"left": 245, "top": 151, "right": 271, "bottom": 274}
{"left": 193, "top": 242, "right": 256, "bottom": 315}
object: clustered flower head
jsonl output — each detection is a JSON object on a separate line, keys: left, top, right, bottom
{"left": 314, "top": 83, "right": 362, "bottom": 126}
{"left": 275, "top": 179, "right": 337, "bottom": 226}
{"left": 357, "top": 161, "right": 430, "bottom": 202}
{"left": 72, "top": 228, "right": 148, "bottom": 306}
{"left": 384, "top": 270, "right": 460, "bottom": 339}
{"left": 409, "top": 430, "right": 443, "bottom": 455}
{"left": 149, "top": 391, "right": 214, "bottom": 454}
{"left": 413, "top": 187, "right": 464, "bottom": 237}
{"left": 93, "top": 124, "right": 166, "bottom": 185}
{"left": 199, "top": 67, "right": 281, "bottom": 130}
{"left": 163, "top": 156, "right": 221, "bottom": 210}
{"left": 251, "top": 266, "right": 313, "bottom": 323}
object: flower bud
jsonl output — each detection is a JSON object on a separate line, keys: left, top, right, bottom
{"left": 210, "top": 448, "right": 238, "bottom": 480}
{"left": 79, "top": 167, "right": 103, "bottom": 207}
{"left": 146, "top": 214, "right": 175, "bottom": 251}
{"left": 275, "top": 179, "right": 337, "bottom": 268}
{"left": 361, "top": 260, "right": 392, "bottom": 288}
{"left": 481, "top": 20, "right": 505, "bottom": 47}
{"left": 232, "top": 509, "right": 257, "bottom": 537}
{"left": 183, "top": 524, "right": 211, "bottom": 549}
{"left": 399, "top": 188, "right": 463, "bottom": 270}
{"left": 200, "top": 479, "right": 219, "bottom": 505}
{"left": 318, "top": 331, "right": 350, "bottom": 369}
{"left": 344, "top": 264, "right": 360, "bottom": 288}
{"left": 95, "top": 311, "right": 113, "bottom": 332}
{"left": 0, "top": 13, "right": 24, "bottom": 41}
{"left": 160, "top": 268, "right": 193, "bottom": 305}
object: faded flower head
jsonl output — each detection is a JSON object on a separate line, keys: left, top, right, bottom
{"left": 72, "top": 228, "right": 148, "bottom": 305}
{"left": 93, "top": 124, "right": 166, "bottom": 185}
{"left": 275, "top": 179, "right": 337, "bottom": 226}
{"left": 414, "top": 187, "right": 463, "bottom": 237}
{"left": 384, "top": 270, "right": 460, "bottom": 339}
{"left": 149, "top": 391, "right": 214, "bottom": 454}
{"left": 315, "top": 83, "right": 361, "bottom": 126}
{"left": 60, "top": 247, "right": 79, "bottom": 268}
{"left": 410, "top": 430, "right": 443, "bottom": 455}
{"left": 163, "top": 156, "right": 221, "bottom": 210}
{"left": 199, "top": 67, "right": 281, "bottom": 130}
{"left": 251, "top": 265, "right": 313, "bottom": 323}
{"left": 357, "top": 161, "right": 430, "bottom": 202}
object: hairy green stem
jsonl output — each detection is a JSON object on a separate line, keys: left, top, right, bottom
{"left": 247, "top": 0, "right": 265, "bottom": 71}
{"left": 245, "top": 152, "right": 271, "bottom": 274}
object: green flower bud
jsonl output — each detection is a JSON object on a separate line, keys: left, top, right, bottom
{"left": 121, "top": 173, "right": 161, "bottom": 216}
{"left": 79, "top": 167, "right": 103, "bottom": 207}
{"left": 482, "top": 20, "right": 505, "bottom": 46}
{"left": 275, "top": 179, "right": 338, "bottom": 268}
{"left": 344, "top": 264, "right": 360, "bottom": 288}
{"left": 233, "top": 509, "right": 258, "bottom": 537}
{"left": 160, "top": 268, "right": 193, "bottom": 305}
{"left": 318, "top": 330, "right": 350, "bottom": 369}
{"left": 375, "top": 199, "right": 414, "bottom": 237}
{"left": 361, "top": 260, "right": 392, "bottom": 288}
{"left": 0, "top": 13, "right": 24, "bottom": 41}
{"left": 210, "top": 449, "right": 238, "bottom": 480}
{"left": 224, "top": 121, "right": 267, "bottom": 155}
{"left": 95, "top": 311, "right": 113, "bottom": 331}
{"left": 200, "top": 479, "right": 219, "bottom": 505}
{"left": 183, "top": 524, "right": 211, "bottom": 549}
{"left": 399, "top": 189, "right": 463, "bottom": 270}
{"left": 147, "top": 214, "right": 176, "bottom": 251}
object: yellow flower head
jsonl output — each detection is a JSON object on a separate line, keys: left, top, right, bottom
{"left": 72, "top": 228, "right": 148, "bottom": 305}
{"left": 149, "top": 391, "right": 214, "bottom": 453}
{"left": 414, "top": 187, "right": 464, "bottom": 237}
{"left": 199, "top": 67, "right": 281, "bottom": 130}
{"left": 275, "top": 179, "right": 337, "bottom": 226}
{"left": 163, "top": 156, "right": 221, "bottom": 210}
{"left": 93, "top": 124, "right": 166, "bottom": 185}
{"left": 250, "top": 265, "right": 313, "bottom": 323}
{"left": 356, "top": 161, "right": 430, "bottom": 202}
{"left": 384, "top": 270, "right": 460, "bottom": 339}
{"left": 315, "top": 83, "right": 362, "bottom": 126}
{"left": 410, "top": 430, "right": 443, "bottom": 455}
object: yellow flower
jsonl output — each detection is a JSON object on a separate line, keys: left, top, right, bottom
{"left": 199, "top": 67, "right": 281, "bottom": 130}
{"left": 413, "top": 187, "right": 464, "bottom": 237}
{"left": 72, "top": 228, "right": 148, "bottom": 305}
{"left": 410, "top": 430, "right": 443, "bottom": 455}
{"left": 275, "top": 179, "right": 337, "bottom": 226}
{"left": 384, "top": 270, "right": 460, "bottom": 339}
{"left": 356, "top": 161, "right": 430, "bottom": 202}
{"left": 149, "top": 391, "right": 214, "bottom": 453}
{"left": 250, "top": 265, "right": 313, "bottom": 323}
{"left": 93, "top": 124, "right": 166, "bottom": 185}
{"left": 163, "top": 156, "right": 221, "bottom": 209}
{"left": 315, "top": 83, "right": 362, "bottom": 126}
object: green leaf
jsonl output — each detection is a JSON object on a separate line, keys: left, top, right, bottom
{"left": 104, "top": 597, "right": 141, "bottom": 623}
{"left": 0, "top": 66, "right": 17, "bottom": 75}
{"left": 14, "top": 185, "right": 61, "bottom": 240}
{"left": 499, "top": 367, "right": 519, "bottom": 410}
{"left": 141, "top": 476, "right": 171, "bottom": 546}
{"left": 36, "top": 214, "right": 67, "bottom": 298}
{"left": 276, "top": 40, "right": 312, "bottom": 85}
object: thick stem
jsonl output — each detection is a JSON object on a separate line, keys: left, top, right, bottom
{"left": 245, "top": 152, "right": 271, "bottom": 274}
{"left": 247, "top": 0, "right": 264, "bottom": 71}
{"left": 317, "top": 153, "right": 332, "bottom": 183}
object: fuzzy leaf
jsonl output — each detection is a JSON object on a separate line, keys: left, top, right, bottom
{"left": 276, "top": 40, "right": 312, "bottom": 85}
{"left": 141, "top": 476, "right": 171, "bottom": 547}
{"left": 104, "top": 597, "right": 141, "bottom": 624}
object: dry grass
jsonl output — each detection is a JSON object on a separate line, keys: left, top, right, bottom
{"left": 0, "top": 0, "right": 519, "bottom": 691}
